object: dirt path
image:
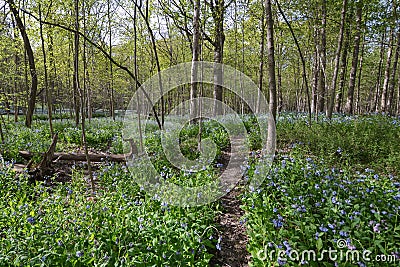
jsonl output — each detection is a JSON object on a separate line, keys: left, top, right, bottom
{"left": 210, "top": 138, "right": 250, "bottom": 267}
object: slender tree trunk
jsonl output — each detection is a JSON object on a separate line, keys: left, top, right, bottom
{"left": 336, "top": 25, "right": 350, "bottom": 112}
{"left": 387, "top": 31, "right": 400, "bottom": 114}
{"left": 344, "top": 2, "right": 362, "bottom": 114}
{"left": 371, "top": 33, "right": 386, "bottom": 112}
{"left": 257, "top": 0, "right": 266, "bottom": 114}
{"left": 12, "top": 16, "right": 19, "bottom": 123}
{"left": 73, "top": 5, "right": 80, "bottom": 126}
{"left": 355, "top": 35, "right": 365, "bottom": 114}
{"left": 327, "top": 0, "right": 347, "bottom": 118}
{"left": 381, "top": 30, "right": 394, "bottom": 113}
{"left": 265, "top": 0, "right": 276, "bottom": 155}
{"left": 317, "top": 0, "right": 327, "bottom": 113}
{"left": 276, "top": 0, "right": 311, "bottom": 124}
{"left": 108, "top": 0, "right": 115, "bottom": 120}
{"left": 134, "top": 2, "right": 143, "bottom": 151}
{"left": 311, "top": 46, "right": 319, "bottom": 114}
{"left": 6, "top": 0, "right": 37, "bottom": 128}
{"left": 190, "top": 0, "right": 200, "bottom": 121}
{"left": 212, "top": 0, "right": 225, "bottom": 116}
{"left": 39, "top": 4, "right": 54, "bottom": 136}
{"left": 74, "top": 0, "right": 94, "bottom": 194}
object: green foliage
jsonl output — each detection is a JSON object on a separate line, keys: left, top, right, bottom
{"left": 277, "top": 113, "right": 400, "bottom": 174}
{"left": 243, "top": 155, "right": 400, "bottom": 266}
{"left": 243, "top": 113, "right": 400, "bottom": 266}
{"left": 0, "top": 162, "right": 218, "bottom": 266}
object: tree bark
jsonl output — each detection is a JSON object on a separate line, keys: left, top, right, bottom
{"left": 317, "top": 0, "right": 327, "bottom": 113}
{"left": 344, "top": 2, "right": 362, "bottom": 114}
{"left": 265, "top": 0, "right": 277, "bottom": 154}
{"left": 211, "top": 0, "right": 225, "bottom": 116}
{"left": 73, "top": 5, "right": 80, "bottom": 126}
{"left": 6, "top": 0, "right": 37, "bottom": 128}
{"left": 190, "top": 0, "right": 200, "bottom": 121}
{"left": 257, "top": 0, "right": 266, "bottom": 114}
{"left": 381, "top": 30, "right": 394, "bottom": 113}
{"left": 39, "top": 4, "right": 54, "bottom": 136}
{"left": 327, "top": 0, "right": 347, "bottom": 118}
{"left": 387, "top": 31, "right": 400, "bottom": 114}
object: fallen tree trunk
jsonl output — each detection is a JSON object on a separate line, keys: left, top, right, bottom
{"left": 19, "top": 138, "right": 137, "bottom": 163}
{"left": 20, "top": 151, "right": 132, "bottom": 163}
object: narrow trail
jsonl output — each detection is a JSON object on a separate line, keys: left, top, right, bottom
{"left": 210, "top": 138, "right": 250, "bottom": 267}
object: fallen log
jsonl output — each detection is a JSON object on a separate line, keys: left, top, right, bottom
{"left": 19, "top": 138, "right": 137, "bottom": 163}
{"left": 19, "top": 151, "right": 133, "bottom": 162}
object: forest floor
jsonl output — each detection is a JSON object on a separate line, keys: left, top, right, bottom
{"left": 210, "top": 138, "right": 250, "bottom": 267}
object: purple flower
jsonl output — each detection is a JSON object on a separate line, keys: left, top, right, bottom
{"left": 373, "top": 224, "right": 380, "bottom": 233}
{"left": 319, "top": 225, "right": 328, "bottom": 232}
{"left": 339, "top": 231, "right": 348, "bottom": 237}
{"left": 27, "top": 217, "right": 35, "bottom": 224}
{"left": 76, "top": 251, "right": 83, "bottom": 258}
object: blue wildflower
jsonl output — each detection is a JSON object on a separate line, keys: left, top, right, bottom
{"left": 27, "top": 217, "right": 35, "bottom": 224}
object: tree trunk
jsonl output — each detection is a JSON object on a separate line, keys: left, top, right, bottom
{"left": 73, "top": 5, "right": 80, "bottom": 126}
{"left": 108, "top": 0, "right": 115, "bottom": 120}
{"left": 381, "top": 30, "right": 394, "bottom": 113}
{"left": 265, "top": 0, "right": 277, "bottom": 155}
{"left": 190, "top": 0, "right": 200, "bottom": 121}
{"left": 257, "top": 0, "right": 266, "bottom": 114}
{"left": 311, "top": 46, "right": 319, "bottom": 114}
{"left": 344, "top": 2, "right": 362, "bottom": 114}
{"left": 387, "top": 31, "right": 400, "bottom": 114}
{"left": 355, "top": 35, "right": 365, "bottom": 114}
{"left": 317, "top": 0, "right": 327, "bottom": 113}
{"left": 6, "top": 0, "right": 37, "bottom": 128}
{"left": 212, "top": 0, "right": 225, "bottom": 116}
{"left": 39, "top": 4, "right": 54, "bottom": 136}
{"left": 327, "top": 0, "right": 347, "bottom": 118}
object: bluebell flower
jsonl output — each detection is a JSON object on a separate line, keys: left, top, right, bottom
{"left": 27, "top": 217, "right": 35, "bottom": 224}
{"left": 319, "top": 225, "right": 328, "bottom": 232}
{"left": 373, "top": 224, "right": 380, "bottom": 233}
{"left": 277, "top": 258, "right": 287, "bottom": 266}
{"left": 272, "top": 215, "right": 284, "bottom": 228}
{"left": 339, "top": 231, "right": 348, "bottom": 237}
{"left": 76, "top": 251, "right": 83, "bottom": 258}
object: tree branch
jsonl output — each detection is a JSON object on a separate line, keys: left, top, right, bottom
{"left": 20, "top": 7, "right": 162, "bottom": 129}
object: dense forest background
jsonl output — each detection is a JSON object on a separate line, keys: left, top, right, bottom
{"left": 1, "top": 0, "right": 399, "bottom": 127}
